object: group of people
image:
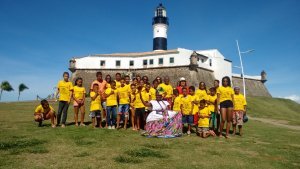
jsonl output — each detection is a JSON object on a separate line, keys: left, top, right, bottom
{"left": 34, "top": 71, "right": 247, "bottom": 138}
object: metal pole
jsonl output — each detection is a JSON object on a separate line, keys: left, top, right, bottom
{"left": 236, "top": 40, "right": 246, "bottom": 98}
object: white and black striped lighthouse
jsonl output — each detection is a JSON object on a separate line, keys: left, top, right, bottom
{"left": 152, "top": 3, "right": 169, "bottom": 51}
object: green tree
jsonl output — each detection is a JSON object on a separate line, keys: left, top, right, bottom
{"left": 0, "top": 81, "right": 14, "bottom": 101}
{"left": 18, "top": 83, "right": 29, "bottom": 101}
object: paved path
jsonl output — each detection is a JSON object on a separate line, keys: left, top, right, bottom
{"left": 249, "top": 116, "right": 300, "bottom": 131}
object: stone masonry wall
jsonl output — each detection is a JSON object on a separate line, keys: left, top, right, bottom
{"left": 232, "top": 77, "right": 271, "bottom": 97}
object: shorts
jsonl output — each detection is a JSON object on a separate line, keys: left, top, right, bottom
{"left": 89, "top": 110, "right": 101, "bottom": 118}
{"left": 197, "top": 127, "right": 209, "bottom": 134}
{"left": 220, "top": 100, "right": 233, "bottom": 108}
{"left": 73, "top": 99, "right": 84, "bottom": 107}
{"left": 135, "top": 108, "right": 145, "bottom": 118}
{"left": 182, "top": 115, "right": 194, "bottom": 125}
{"left": 233, "top": 110, "right": 244, "bottom": 126}
{"left": 118, "top": 104, "right": 129, "bottom": 117}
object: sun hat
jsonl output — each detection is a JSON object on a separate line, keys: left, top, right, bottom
{"left": 179, "top": 77, "right": 186, "bottom": 81}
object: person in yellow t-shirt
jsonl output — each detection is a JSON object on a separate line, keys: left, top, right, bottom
{"left": 197, "top": 100, "right": 216, "bottom": 138}
{"left": 207, "top": 87, "right": 218, "bottom": 131}
{"left": 115, "top": 73, "right": 122, "bottom": 88}
{"left": 172, "top": 89, "right": 182, "bottom": 112}
{"left": 150, "top": 79, "right": 159, "bottom": 100}
{"left": 130, "top": 83, "right": 137, "bottom": 130}
{"left": 56, "top": 72, "right": 73, "bottom": 128}
{"left": 73, "top": 77, "right": 86, "bottom": 127}
{"left": 104, "top": 81, "right": 118, "bottom": 129}
{"left": 233, "top": 87, "right": 247, "bottom": 136}
{"left": 158, "top": 76, "right": 173, "bottom": 105}
{"left": 117, "top": 78, "right": 130, "bottom": 129}
{"left": 143, "top": 83, "right": 152, "bottom": 121}
{"left": 217, "top": 76, "right": 234, "bottom": 138}
{"left": 90, "top": 83, "right": 102, "bottom": 128}
{"left": 34, "top": 99, "right": 56, "bottom": 128}
{"left": 180, "top": 87, "right": 193, "bottom": 135}
{"left": 195, "top": 81, "right": 208, "bottom": 102}
{"left": 133, "top": 84, "right": 146, "bottom": 131}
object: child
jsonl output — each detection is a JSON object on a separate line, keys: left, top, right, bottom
{"left": 207, "top": 87, "right": 218, "bottom": 131}
{"left": 232, "top": 87, "right": 247, "bottom": 136}
{"left": 133, "top": 84, "right": 146, "bottom": 131}
{"left": 117, "top": 78, "right": 130, "bottom": 129}
{"left": 172, "top": 89, "right": 182, "bottom": 112}
{"left": 34, "top": 99, "right": 56, "bottom": 128}
{"left": 56, "top": 72, "right": 73, "bottom": 128}
{"left": 195, "top": 81, "right": 208, "bottom": 101}
{"left": 104, "top": 81, "right": 118, "bottom": 129}
{"left": 130, "top": 84, "right": 137, "bottom": 130}
{"left": 180, "top": 87, "right": 193, "bottom": 135}
{"left": 217, "top": 76, "right": 234, "bottom": 138}
{"left": 197, "top": 99, "right": 215, "bottom": 138}
{"left": 90, "top": 84, "right": 102, "bottom": 128}
{"left": 73, "top": 77, "right": 86, "bottom": 126}
{"left": 189, "top": 86, "right": 200, "bottom": 127}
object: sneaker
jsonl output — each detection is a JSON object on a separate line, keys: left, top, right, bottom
{"left": 51, "top": 124, "right": 56, "bottom": 128}
{"left": 187, "top": 131, "right": 191, "bottom": 135}
{"left": 80, "top": 123, "right": 86, "bottom": 126}
{"left": 111, "top": 126, "right": 115, "bottom": 129}
{"left": 108, "top": 126, "right": 112, "bottom": 129}
{"left": 61, "top": 124, "right": 66, "bottom": 128}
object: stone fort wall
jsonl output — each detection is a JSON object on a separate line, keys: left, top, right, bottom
{"left": 70, "top": 66, "right": 271, "bottom": 97}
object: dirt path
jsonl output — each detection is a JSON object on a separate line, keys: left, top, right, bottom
{"left": 249, "top": 116, "right": 300, "bottom": 131}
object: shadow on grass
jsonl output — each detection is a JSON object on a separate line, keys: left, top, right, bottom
{"left": 73, "top": 136, "right": 96, "bottom": 146}
{"left": 114, "top": 156, "right": 142, "bottom": 164}
{"left": 0, "top": 138, "right": 48, "bottom": 155}
{"left": 73, "top": 152, "right": 90, "bottom": 157}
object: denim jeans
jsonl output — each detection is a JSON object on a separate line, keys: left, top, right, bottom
{"left": 57, "top": 101, "right": 69, "bottom": 125}
{"left": 106, "top": 106, "right": 117, "bottom": 126}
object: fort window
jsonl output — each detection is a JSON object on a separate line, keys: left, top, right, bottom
{"left": 201, "top": 59, "right": 205, "bottom": 63}
{"left": 116, "top": 60, "right": 121, "bottom": 67}
{"left": 129, "top": 60, "right": 134, "bottom": 66}
{"left": 149, "top": 59, "right": 154, "bottom": 65}
{"left": 159, "top": 58, "right": 164, "bottom": 65}
{"left": 143, "top": 59, "right": 148, "bottom": 66}
{"left": 170, "top": 57, "right": 174, "bottom": 64}
{"left": 100, "top": 60, "right": 105, "bottom": 67}
{"left": 209, "top": 59, "right": 212, "bottom": 66}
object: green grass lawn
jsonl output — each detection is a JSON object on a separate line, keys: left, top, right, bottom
{"left": 0, "top": 98, "right": 299, "bottom": 169}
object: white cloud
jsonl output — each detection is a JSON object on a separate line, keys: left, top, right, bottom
{"left": 282, "top": 95, "right": 300, "bottom": 104}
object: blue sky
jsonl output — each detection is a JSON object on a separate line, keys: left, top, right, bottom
{"left": 0, "top": 0, "right": 299, "bottom": 102}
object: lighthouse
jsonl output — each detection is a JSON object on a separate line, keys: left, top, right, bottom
{"left": 152, "top": 3, "right": 169, "bottom": 51}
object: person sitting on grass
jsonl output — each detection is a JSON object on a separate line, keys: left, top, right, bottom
{"left": 232, "top": 87, "right": 247, "bottom": 136}
{"left": 90, "top": 83, "right": 102, "bottom": 128}
{"left": 34, "top": 99, "right": 56, "bottom": 128}
{"left": 197, "top": 99, "right": 216, "bottom": 138}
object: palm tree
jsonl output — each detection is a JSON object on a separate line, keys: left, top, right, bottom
{"left": 0, "top": 81, "right": 14, "bottom": 101}
{"left": 18, "top": 83, "right": 29, "bottom": 101}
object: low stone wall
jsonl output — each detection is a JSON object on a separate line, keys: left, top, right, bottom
{"left": 232, "top": 77, "right": 272, "bottom": 97}
{"left": 70, "top": 66, "right": 215, "bottom": 90}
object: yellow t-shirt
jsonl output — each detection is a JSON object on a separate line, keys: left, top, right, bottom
{"left": 90, "top": 91, "right": 102, "bottom": 111}
{"left": 158, "top": 83, "right": 173, "bottom": 98}
{"left": 234, "top": 94, "right": 247, "bottom": 111}
{"left": 195, "top": 89, "right": 208, "bottom": 101}
{"left": 150, "top": 87, "right": 157, "bottom": 100}
{"left": 190, "top": 94, "right": 200, "bottom": 115}
{"left": 106, "top": 83, "right": 111, "bottom": 89}
{"left": 217, "top": 86, "right": 234, "bottom": 103}
{"left": 207, "top": 95, "right": 217, "bottom": 112}
{"left": 115, "top": 80, "right": 121, "bottom": 88}
{"left": 105, "top": 88, "right": 117, "bottom": 106}
{"left": 142, "top": 91, "right": 151, "bottom": 102}
{"left": 117, "top": 86, "right": 130, "bottom": 104}
{"left": 198, "top": 107, "right": 211, "bottom": 127}
{"left": 133, "top": 92, "right": 145, "bottom": 108}
{"left": 172, "top": 96, "right": 182, "bottom": 112}
{"left": 35, "top": 105, "right": 54, "bottom": 114}
{"left": 73, "top": 86, "right": 86, "bottom": 100}
{"left": 181, "top": 95, "right": 193, "bottom": 115}
{"left": 57, "top": 80, "right": 73, "bottom": 101}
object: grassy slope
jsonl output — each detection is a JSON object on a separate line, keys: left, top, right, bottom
{"left": 247, "top": 97, "right": 300, "bottom": 125}
{"left": 0, "top": 98, "right": 299, "bottom": 169}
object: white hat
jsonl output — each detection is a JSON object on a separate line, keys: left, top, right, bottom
{"left": 180, "top": 77, "right": 186, "bottom": 81}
